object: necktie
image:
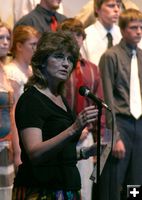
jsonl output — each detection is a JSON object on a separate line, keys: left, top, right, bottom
{"left": 50, "top": 16, "right": 58, "bottom": 32}
{"left": 130, "top": 50, "right": 142, "bottom": 119}
{"left": 106, "top": 32, "right": 113, "bottom": 48}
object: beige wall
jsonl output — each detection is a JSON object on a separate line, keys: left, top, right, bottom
{"left": 62, "top": 0, "right": 142, "bottom": 17}
{"left": 62, "top": 0, "right": 88, "bottom": 17}
{"left": 132, "top": 0, "right": 142, "bottom": 11}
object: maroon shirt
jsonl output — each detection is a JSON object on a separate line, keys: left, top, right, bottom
{"left": 65, "top": 57, "right": 106, "bottom": 136}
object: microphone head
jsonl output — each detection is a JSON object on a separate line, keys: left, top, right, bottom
{"left": 79, "top": 86, "right": 90, "bottom": 97}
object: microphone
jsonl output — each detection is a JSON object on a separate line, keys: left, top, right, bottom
{"left": 79, "top": 86, "right": 111, "bottom": 111}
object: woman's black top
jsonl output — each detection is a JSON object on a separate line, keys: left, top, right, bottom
{"left": 14, "top": 86, "right": 81, "bottom": 190}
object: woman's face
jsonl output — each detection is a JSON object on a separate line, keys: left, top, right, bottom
{"left": 0, "top": 27, "right": 10, "bottom": 58}
{"left": 45, "top": 51, "right": 74, "bottom": 82}
{"left": 17, "top": 36, "right": 39, "bottom": 64}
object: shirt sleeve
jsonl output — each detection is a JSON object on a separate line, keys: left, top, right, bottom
{"left": 99, "top": 51, "right": 118, "bottom": 136}
{"left": 15, "top": 92, "right": 45, "bottom": 130}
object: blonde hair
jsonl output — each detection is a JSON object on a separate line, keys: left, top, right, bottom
{"left": 0, "top": 21, "right": 11, "bottom": 35}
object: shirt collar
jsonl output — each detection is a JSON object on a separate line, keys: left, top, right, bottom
{"left": 95, "top": 20, "right": 115, "bottom": 40}
{"left": 36, "top": 4, "right": 57, "bottom": 20}
{"left": 119, "top": 39, "right": 138, "bottom": 57}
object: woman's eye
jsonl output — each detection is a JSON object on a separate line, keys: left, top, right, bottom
{"left": 54, "top": 54, "right": 64, "bottom": 59}
{"left": 67, "top": 56, "right": 74, "bottom": 63}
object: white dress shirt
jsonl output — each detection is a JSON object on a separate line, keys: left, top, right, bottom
{"left": 81, "top": 20, "right": 122, "bottom": 66}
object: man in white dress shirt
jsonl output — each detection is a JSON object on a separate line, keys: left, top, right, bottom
{"left": 76, "top": 0, "right": 139, "bottom": 28}
{"left": 81, "top": 0, "right": 122, "bottom": 66}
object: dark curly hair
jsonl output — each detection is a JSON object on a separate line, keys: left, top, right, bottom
{"left": 25, "top": 31, "right": 80, "bottom": 93}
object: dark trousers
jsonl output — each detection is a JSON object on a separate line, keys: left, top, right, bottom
{"left": 93, "top": 115, "right": 142, "bottom": 200}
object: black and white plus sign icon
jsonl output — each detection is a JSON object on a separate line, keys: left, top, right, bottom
{"left": 127, "top": 185, "right": 142, "bottom": 199}
{"left": 130, "top": 188, "right": 139, "bottom": 197}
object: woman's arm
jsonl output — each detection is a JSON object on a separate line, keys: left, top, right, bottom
{"left": 20, "top": 106, "right": 98, "bottom": 164}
